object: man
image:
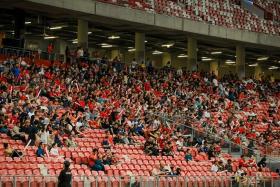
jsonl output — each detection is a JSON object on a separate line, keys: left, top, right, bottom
{"left": 58, "top": 160, "right": 72, "bottom": 187}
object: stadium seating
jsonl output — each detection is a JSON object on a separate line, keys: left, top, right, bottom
{"left": 0, "top": 52, "right": 279, "bottom": 186}
{"left": 95, "top": 0, "right": 280, "bottom": 35}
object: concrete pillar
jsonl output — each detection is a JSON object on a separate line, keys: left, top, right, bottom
{"left": 236, "top": 45, "right": 245, "bottom": 79}
{"left": 162, "top": 52, "right": 171, "bottom": 67}
{"left": 210, "top": 61, "right": 219, "bottom": 77}
{"left": 111, "top": 49, "right": 120, "bottom": 60}
{"left": 0, "top": 32, "right": 5, "bottom": 48}
{"left": 254, "top": 64, "right": 263, "bottom": 80}
{"left": 54, "top": 39, "right": 68, "bottom": 62}
{"left": 14, "top": 9, "right": 26, "bottom": 48}
{"left": 135, "top": 32, "right": 145, "bottom": 64}
{"left": 77, "top": 19, "right": 88, "bottom": 49}
{"left": 187, "top": 37, "right": 197, "bottom": 71}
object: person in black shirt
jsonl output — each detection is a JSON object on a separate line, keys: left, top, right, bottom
{"left": 58, "top": 160, "right": 72, "bottom": 187}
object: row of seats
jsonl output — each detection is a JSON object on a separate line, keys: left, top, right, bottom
{"left": 95, "top": 0, "right": 280, "bottom": 35}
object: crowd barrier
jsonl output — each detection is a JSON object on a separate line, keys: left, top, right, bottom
{"left": 0, "top": 175, "right": 279, "bottom": 187}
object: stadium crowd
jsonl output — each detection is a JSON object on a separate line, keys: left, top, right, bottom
{"left": 0, "top": 54, "right": 279, "bottom": 178}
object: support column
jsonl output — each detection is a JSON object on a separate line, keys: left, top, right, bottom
{"left": 77, "top": 19, "right": 88, "bottom": 49}
{"left": 236, "top": 45, "right": 245, "bottom": 79}
{"left": 210, "top": 61, "right": 219, "bottom": 77}
{"left": 135, "top": 32, "right": 145, "bottom": 64}
{"left": 111, "top": 49, "right": 119, "bottom": 60}
{"left": 162, "top": 52, "right": 171, "bottom": 67}
{"left": 55, "top": 39, "right": 67, "bottom": 62}
{"left": 254, "top": 64, "right": 263, "bottom": 80}
{"left": 14, "top": 9, "right": 26, "bottom": 48}
{"left": 188, "top": 37, "right": 197, "bottom": 71}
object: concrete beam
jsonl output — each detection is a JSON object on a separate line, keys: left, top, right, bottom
{"left": 95, "top": 2, "right": 154, "bottom": 25}
{"left": 24, "top": 0, "right": 280, "bottom": 48}
{"left": 26, "top": 0, "right": 96, "bottom": 14}
{"left": 154, "top": 14, "right": 183, "bottom": 30}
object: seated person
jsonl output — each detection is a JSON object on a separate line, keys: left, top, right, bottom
{"left": 65, "top": 136, "right": 77, "bottom": 148}
{"left": 89, "top": 148, "right": 99, "bottom": 168}
{"left": 185, "top": 149, "right": 193, "bottom": 162}
{"left": 162, "top": 142, "right": 173, "bottom": 156}
{"left": 4, "top": 143, "right": 22, "bottom": 158}
{"left": 144, "top": 138, "right": 159, "bottom": 156}
{"left": 92, "top": 154, "right": 105, "bottom": 171}
{"left": 224, "top": 159, "right": 233, "bottom": 172}
{"left": 211, "top": 161, "right": 219, "bottom": 172}
{"left": 151, "top": 164, "right": 166, "bottom": 176}
{"left": 0, "top": 124, "right": 9, "bottom": 134}
{"left": 36, "top": 142, "right": 45, "bottom": 157}
{"left": 49, "top": 143, "right": 62, "bottom": 158}
{"left": 257, "top": 156, "right": 266, "bottom": 168}
{"left": 102, "top": 136, "right": 111, "bottom": 148}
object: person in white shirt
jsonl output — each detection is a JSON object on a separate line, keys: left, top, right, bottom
{"left": 40, "top": 128, "right": 49, "bottom": 145}
{"left": 211, "top": 161, "right": 219, "bottom": 172}
{"left": 77, "top": 47, "right": 84, "bottom": 58}
{"left": 49, "top": 143, "right": 61, "bottom": 158}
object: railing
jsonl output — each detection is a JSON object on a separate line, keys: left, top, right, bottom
{"left": 0, "top": 47, "right": 61, "bottom": 62}
{"left": 150, "top": 112, "right": 280, "bottom": 168}
{"left": 0, "top": 175, "right": 279, "bottom": 187}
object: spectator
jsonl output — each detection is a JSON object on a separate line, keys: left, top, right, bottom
{"left": 224, "top": 159, "right": 233, "bottom": 172}
{"left": 3, "top": 143, "right": 22, "bottom": 158}
{"left": 49, "top": 143, "right": 61, "bottom": 157}
{"left": 257, "top": 155, "right": 267, "bottom": 168}
{"left": 92, "top": 154, "right": 105, "bottom": 171}
{"left": 36, "top": 142, "right": 45, "bottom": 157}
{"left": 211, "top": 161, "right": 219, "bottom": 172}
{"left": 185, "top": 149, "right": 193, "bottom": 162}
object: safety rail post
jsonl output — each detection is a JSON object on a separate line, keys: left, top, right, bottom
{"left": 95, "top": 176, "right": 98, "bottom": 187}
{"left": 13, "top": 176, "right": 16, "bottom": 187}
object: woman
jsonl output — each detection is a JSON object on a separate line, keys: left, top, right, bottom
{"left": 49, "top": 143, "right": 61, "bottom": 157}
{"left": 36, "top": 142, "right": 45, "bottom": 157}
{"left": 4, "top": 143, "right": 22, "bottom": 158}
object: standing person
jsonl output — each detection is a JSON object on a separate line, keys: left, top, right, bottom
{"left": 65, "top": 46, "right": 70, "bottom": 64}
{"left": 58, "top": 160, "right": 72, "bottom": 187}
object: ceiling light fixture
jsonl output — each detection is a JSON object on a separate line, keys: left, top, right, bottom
{"left": 177, "top": 54, "right": 188, "bottom": 58}
{"left": 211, "top": 51, "right": 222, "bottom": 55}
{"left": 248, "top": 63, "right": 258, "bottom": 67}
{"left": 257, "top": 57, "right": 269, "bottom": 61}
{"left": 128, "top": 48, "right": 136, "bottom": 52}
{"left": 25, "top": 21, "right": 31, "bottom": 25}
{"left": 101, "top": 44, "right": 113, "bottom": 48}
{"left": 88, "top": 32, "right": 92, "bottom": 35}
{"left": 268, "top": 66, "right": 279, "bottom": 70}
{"left": 225, "top": 60, "right": 236, "bottom": 64}
{"left": 49, "top": 26, "right": 63, "bottom": 30}
{"left": 152, "top": 50, "right": 163, "bottom": 55}
{"left": 44, "top": 36, "right": 57, "bottom": 40}
{"left": 161, "top": 43, "right": 174, "bottom": 48}
{"left": 202, "top": 58, "right": 213, "bottom": 61}
{"left": 145, "top": 40, "right": 148, "bottom": 43}
{"left": 72, "top": 39, "right": 78, "bottom": 44}
{"left": 108, "top": 35, "right": 120, "bottom": 39}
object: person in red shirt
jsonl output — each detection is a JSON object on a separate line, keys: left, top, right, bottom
{"left": 238, "top": 155, "right": 248, "bottom": 167}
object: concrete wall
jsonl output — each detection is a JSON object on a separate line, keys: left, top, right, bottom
{"left": 25, "top": 0, "right": 280, "bottom": 48}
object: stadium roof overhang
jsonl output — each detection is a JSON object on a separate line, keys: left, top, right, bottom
{"left": 0, "top": 0, "right": 280, "bottom": 68}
